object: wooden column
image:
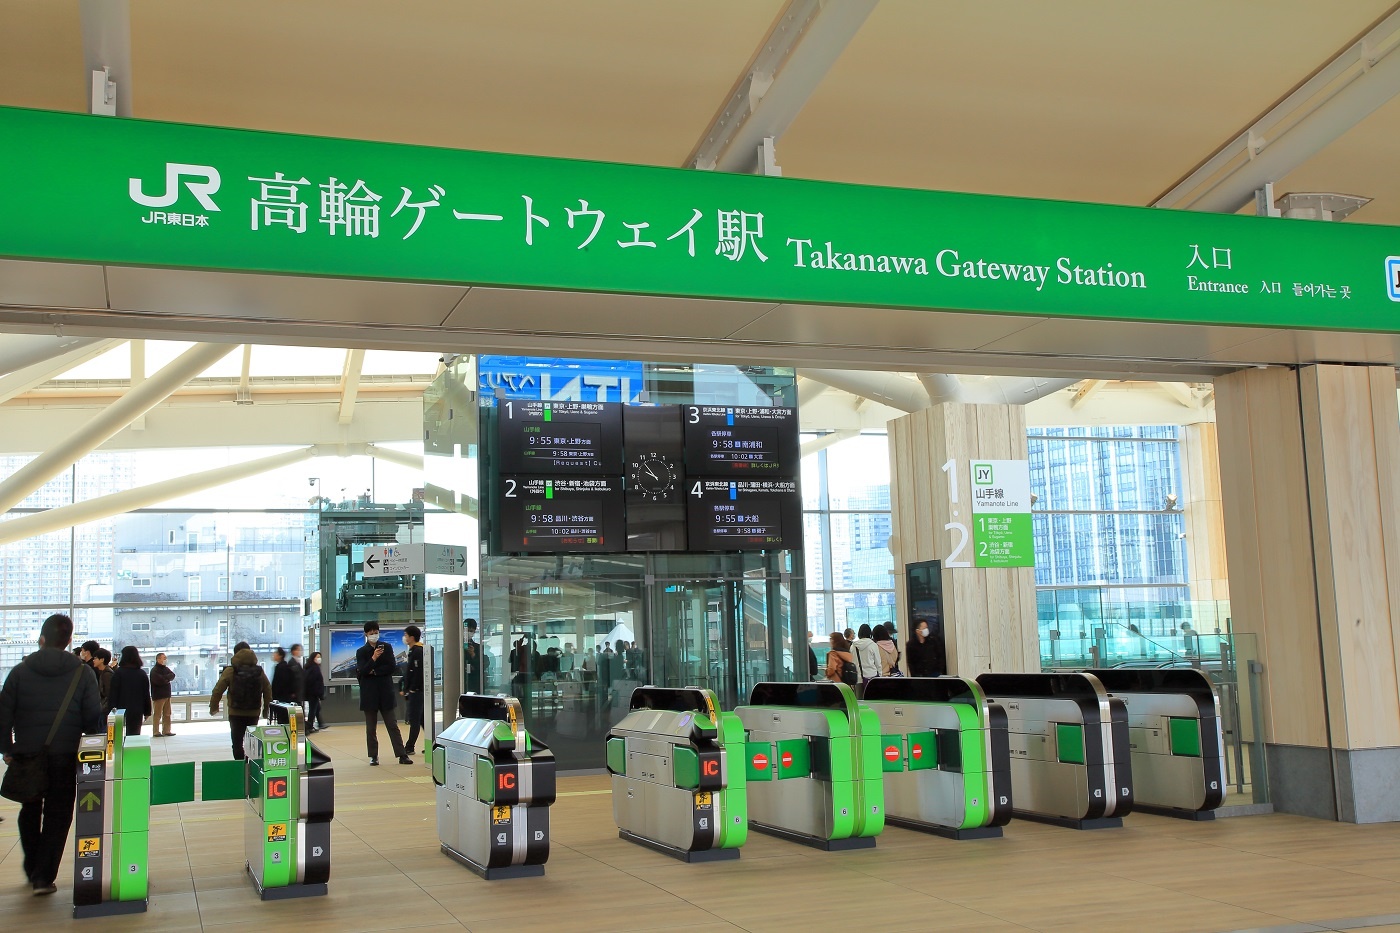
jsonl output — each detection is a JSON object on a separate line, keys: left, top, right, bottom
{"left": 1216, "top": 364, "right": 1400, "bottom": 822}
{"left": 1178, "top": 421, "right": 1231, "bottom": 606}
{"left": 888, "top": 403, "right": 1038, "bottom": 675}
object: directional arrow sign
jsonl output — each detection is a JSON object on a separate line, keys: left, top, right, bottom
{"left": 364, "top": 553, "right": 379, "bottom": 571}
{"left": 79, "top": 791, "right": 102, "bottom": 811}
{"left": 361, "top": 544, "right": 423, "bottom": 577}
{"left": 423, "top": 543, "right": 470, "bottom": 576}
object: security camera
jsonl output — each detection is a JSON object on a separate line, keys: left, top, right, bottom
{"left": 308, "top": 478, "right": 316, "bottom": 487}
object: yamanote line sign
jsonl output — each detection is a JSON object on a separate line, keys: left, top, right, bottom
{"left": 2, "top": 106, "right": 1399, "bottom": 332}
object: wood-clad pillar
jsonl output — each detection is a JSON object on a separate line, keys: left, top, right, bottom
{"left": 1179, "top": 421, "right": 1231, "bottom": 607}
{"left": 888, "top": 403, "right": 1038, "bottom": 676}
{"left": 1216, "top": 364, "right": 1400, "bottom": 822}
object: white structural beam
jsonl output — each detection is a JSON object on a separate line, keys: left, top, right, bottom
{"left": 1071, "top": 379, "right": 1106, "bottom": 409}
{"left": 0, "top": 446, "right": 316, "bottom": 546}
{"left": 687, "top": 0, "right": 878, "bottom": 173}
{"left": 79, "top": 0, "right": 132, "bottom": 116}
{"left": 1153, "top": 8, "right": 1400, "bottom": 213}
{"left": 130, "top": 339, "right": 146, "bottom": 430}
{"left": 801, "top": 429, "right": 858, "bottom": 459}
{"left": 364, "top": 443, "right": 424, "bottom": 472}
{"left": 237, "top": 344, "right": 253, "bottom": 404}
{"left": 338, "top": 348, "right": 366, "bottom": 425}
{"left": 0, "top": 342, "right": 235, "bottom": 513}
{"left": 1157, "top": 381, "right": 1199, "bottom": 409}
{"left": 795, "top": 375, "right": 830, "bottom": 406}
{"left": 0, "top": 338, "right": 124, "bottom": 405}
{"left": 0, "top": 335, "right": 113, "bottom": 378}
{"left": 798, "top": 368, "right": 930, "bottom": 412}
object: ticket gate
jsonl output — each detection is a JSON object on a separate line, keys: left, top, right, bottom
{"left": 606, "top": 686, "right": 748, "bottom": 862}
{"left": 1086, "top": 668, "right": 1225, "bottom": 820}
{"left": 244, "top": 713, "right": 334, "bottom": 900}
{"left": 72, "top": 712, "right": 149, "bottom": 918}
{"left": 433, "top": 694, "right": 556, "bottom": 879}
{"left": 734, "top": 682, "right": 884, "bottom": 850}
{"left": 862, "top": 676, "right": 1013, "bottom": 839}
{"left": 976, "top": 673, "right": 1133, "bottom": 830}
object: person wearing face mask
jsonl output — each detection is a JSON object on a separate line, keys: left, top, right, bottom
{"left": 356, "top": 622, "right": 410, "bottom": 766}
{"left": 906, "top": 618, "right": 944, "bottom": 677}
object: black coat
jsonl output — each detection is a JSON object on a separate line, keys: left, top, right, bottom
{"left": 149, "top": 663, "right": 175, "bottom": 701}
{"left": 271, "top": 660, "right": 299, "bottom": 703}
{"left": 303, "top": 661, "right": 325, "bottom": 699}
{"left": 401, "top": 644, "right": 424, "bottom": 695}
{"left": 0, "top": 648, "right": 103, "bottom": 756}
{"left": 906, "top": 634, "right": 945, "bottom": 678}
{"left": 106, "top": 665, "right": 152, "bottom": 719}
{"left": 356, "top": 641, "right": 399, "bottom": 712}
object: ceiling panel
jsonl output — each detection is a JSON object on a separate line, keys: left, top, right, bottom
{"left": 0, "top": 0, "right": 84, "bottom": 112}
{"left": 444, "top": 287, "right": 778, "bottom": 339}
{"left": 976, "top": 316, "right": 1276, "bottom": 363}
{"left": 778, "top": 1, "right": 1394, "bottom": 204}
{"left": 105, "top": 267, "right": 468, "bottom": 326}
{"left": 1201, "top": 328, "right": 1400, "bottom": 366}
{"left": 0, "top": 258, "right": 108, "bottom": 309}
{"left": 727, "top": 302, "right": 1044, "bottom": 351}
{"left": 126, "top": 0, "right": 784, "bottom": 166}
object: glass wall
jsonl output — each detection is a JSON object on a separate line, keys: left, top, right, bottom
{"left": 802, "top": 433, "right": 896, "bottom": 638}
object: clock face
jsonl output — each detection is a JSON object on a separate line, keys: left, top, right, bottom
{"left": 627, "top": 452, "right": 679, "bottom": 502}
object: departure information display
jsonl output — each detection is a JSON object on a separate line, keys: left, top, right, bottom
{"left": 686, "top": 480, "right": 803, "bottom": 551}
{"left": 496, "top": 400, "right": 624, "bottom": 474}
{"left": 683, "top": 406, "right": 799, "bottom": 476}
{"left": 496, "top": 476, "right": 624, "bottom": 552}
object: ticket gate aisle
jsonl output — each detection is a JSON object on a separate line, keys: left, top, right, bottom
{"left": 606, "top": 686, "right": 748, "bottom": 862}
{"left": 72, "top": 712, "right": 149, "bottom": 919}
{"left": 433, "top": 694, "right": 556, "bottom": 879}
{"left": 244, "top": 712, "right": 334, "bottom": 900}
{"left": 734, "top": 682, "right": 884, "bottom": 851}
{"left": 862, "top": 677, "right": 1013, "bottom": 839}
{"left": 1086, "top": 668, "right": 1226, "bottom": 820}
{"left": 976, "top": 673, "right": 1134, "bottom": 830}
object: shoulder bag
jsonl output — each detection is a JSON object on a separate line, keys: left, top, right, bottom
{"left": 1, "top": 665, "right": 85, "bottom": 803}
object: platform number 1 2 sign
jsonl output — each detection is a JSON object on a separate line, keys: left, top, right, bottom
{"left": 941, "top": 458, "right": 1035, "bottom": 569}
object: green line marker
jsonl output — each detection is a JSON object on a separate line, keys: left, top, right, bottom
{"left": 543, "top": 404, "right": 552, "bottom": 422}
{"left": 546, "top": 481, "right": 553, "bottom": 499}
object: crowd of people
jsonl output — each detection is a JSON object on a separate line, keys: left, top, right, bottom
{"left": 817, "top": 619, "right": 945, "bottom": 694}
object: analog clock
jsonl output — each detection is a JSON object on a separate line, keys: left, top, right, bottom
{"left": 627, "top": 452, "right": 679, "bottom": 502}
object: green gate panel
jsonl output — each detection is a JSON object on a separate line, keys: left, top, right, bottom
{"left": 110, "top": 830, "right": 149, "bottom": 902}
{"left": 112, "top": 778, "right": 150, "bottom": 833}
{"left": 475, "top": 755, "right": 496, "bottom": 803}
{"left": 1055, "top": 723, "right": 1086, "bottom": 765}
{"left": 150, "top": 761, "right": 196, "bottom": 805}
{"left": 775, "top": 738, "right": 811, "bottom": 779}
{"left": 745, "top": 742, "right": 774, "bottom": 782}
{"left": 200, "top": 759, "right": 248, "bottom": 801}
{"left": 119, "top": 737, "right": 151, "bottom": 781}
{"left": 606, "top": 737, "right": 627, "bottom": 776}
{"left": 879, "top": 735, "right": 905, "bottom": 772}
{"left": 1169, "top": 717, "right": 1202, "bottom": 757}
{"left": 906, "top": 731, "right": 938, "bottom": 771}
{"left": 673, "top": 747, "right": 700, "bottom": 789}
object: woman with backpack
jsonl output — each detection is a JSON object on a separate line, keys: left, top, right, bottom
{"left": 209, "top": 645, "right": 272, "bottom": 760}
{"left": 105, "top": 646, "right": 153, "bottom": 735}
{"left": 872, "top": 624, "right": 903, "bottom": 677}
{"left": 824, "top": 632, "right": 859, "bottom": 688}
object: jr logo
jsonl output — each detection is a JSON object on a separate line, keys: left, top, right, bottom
{"left": 1386, "top": 256, "right": 1400, "bottom": 302}
{"left": 129, "top": 163, "right": 222, "bottom": 211}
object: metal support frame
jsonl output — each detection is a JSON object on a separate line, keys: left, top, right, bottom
{"left": 337, "top": 348, "right": 365, "bottom": 425}
{"left": 0, "top": 342, "right": 235, "bottom": 514}
{"left": 687, "top": 0, "right": 878, "bottom": 173}
{"left": 236, "top": 344, "right": 254, "bottom": 405}
{"left": 800, "top": 429, "right": 858, "bottom": 459}
{"left": 1154, "top": 7, "right": 1400, "bottom": 213}
{"left": 0, "top": 338, "right": 123, "bottom": 406}
{"left": 80, "top": 0, "right": 132, "bottom": 117}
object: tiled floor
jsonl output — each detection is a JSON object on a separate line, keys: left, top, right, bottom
{"left": 2, "top": 722, "right": 1399, "bottom": 932}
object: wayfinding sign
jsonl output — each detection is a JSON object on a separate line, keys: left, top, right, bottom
{"left": 969, "top": 461, "right": 1034, "bottom": 568}
{"left": 1, "top": 106, "right": 1399, "bottom": 332}
{"left": 362, "top": 543, "right": 470, "bottom": 576}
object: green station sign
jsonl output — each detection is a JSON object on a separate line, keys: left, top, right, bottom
{"left": 970, "top": 460, "right": 1034, "bottom": 569}
{"left": 1, "top": 105, "right": 1399, "bottom": 331}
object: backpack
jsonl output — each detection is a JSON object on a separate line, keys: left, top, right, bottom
{"left": 838, "top": 655, "right": 859, "bottom": 687}
{"left": 229, "top": 665, "right": 264, "bottom": 710}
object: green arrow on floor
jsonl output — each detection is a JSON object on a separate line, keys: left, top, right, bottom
{"left": 79, "top": 791, "right": 101, "bottom": 811}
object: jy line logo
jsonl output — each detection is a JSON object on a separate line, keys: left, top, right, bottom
{"left": 1386, "top": 256, "right": 1400, "bottom": 302}
{"left": 973, "top": 463, "right": 994, "bottom": 486}
{"left": 129, "top": 162, "right": 222, "bottom": 211}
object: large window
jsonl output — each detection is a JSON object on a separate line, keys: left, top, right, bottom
{"left": 802, "top": 433, "right": 896, "bottom": 636}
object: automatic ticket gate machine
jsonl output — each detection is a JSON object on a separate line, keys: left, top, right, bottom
{"left": 72, "top": 712, "right": 149, "bottom": 918}
{"left": 244, "top": 712, "right": 334, "bottom": 900}
{"left": 433, "top": 694, "right": 556, "bottom": 879}
{"left": 861, "top": 676, "right": 1013, "bottom": 839}
{"left": 734, "top": 682, "right": 884, "bottom": 851}
{"left": 1086, "top": 669, "right": 1225, "bottom": 820}
{"left": 606, "top": 686, "right": 748, "bottom": 862}
{"left": 976, "top": 673, "right": 1133, "bottom": 829}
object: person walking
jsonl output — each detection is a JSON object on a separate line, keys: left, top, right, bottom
{"left": 400, "top": 625, "right": 425, "bottom": 758}
{"left": 872, "top": 624, "right": 903, "bottom": 677}
{"left": 287, "top": 643, "right": 306, "bottom": 714}
{"left": 357, "top": 622, "right": 409, "bottom": 766}
{"left": 149, "top": 652, "right": 176, "bottom": 736}
{"left": 304, "top": 651, "right": 326, "bottom": 734}
{"left": 0, "top": 613, "right": 103, "bottom": 895}
{"left": 209, "top": 645, "right": 272, "bottom": 760}
{"left": 906, "top": 619, "right": 944, "bottom": 677}
{"left": 824, "top": 632, "right": 859, "bottom": 687}
{"left": 851, "top": 624, "right": 883, "bottom": 689}
{"left": 270, "top": 647, "right": 297, "bottom": 705}
{"left": 92, "top": 648, "right": 113, "bottom": 703}
{"left": 105, "top": 646, "right": 152, "bottom": 736}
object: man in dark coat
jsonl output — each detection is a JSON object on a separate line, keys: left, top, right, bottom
{"left": 356, "top": 621, "right": 408, "bottom": 766}
{"left": 399, "top": 625, "right": 424, "bottom": 757}
{"left": 0, "top": 613, "right": 103, "bottom": 895}
{"left": 149, "top": 652, "right": 176, "bottom": 737}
